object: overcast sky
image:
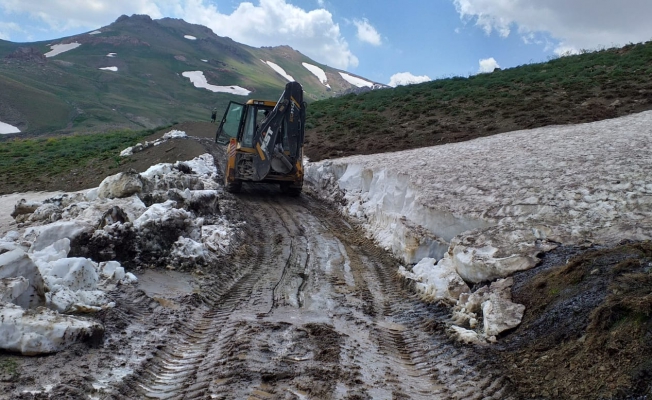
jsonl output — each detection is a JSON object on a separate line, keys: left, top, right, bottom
{"left": 1, "top": 0, "right": 651, "bottom": 86}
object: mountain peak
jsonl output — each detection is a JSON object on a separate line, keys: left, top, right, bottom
{"left": 115, "top": 14, "right": 154, "bottom": 24}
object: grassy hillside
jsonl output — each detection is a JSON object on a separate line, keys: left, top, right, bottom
{"left": 304, "top": 41, "right": 652, "bottom": 161}
{"left": 0, "top": 15, "right": 374, "bottom": 135}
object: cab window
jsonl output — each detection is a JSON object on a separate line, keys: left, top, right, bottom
{"left": 216, "top": 102, "right": 244, "bottom": 144}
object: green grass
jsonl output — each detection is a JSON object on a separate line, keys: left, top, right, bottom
{"left": 304, "top": 40, "right": 652, "bottom": 160}
{"left": 0, "top": 128, "right": 156, "bottom": 178}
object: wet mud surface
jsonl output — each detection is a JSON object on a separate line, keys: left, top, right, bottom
{"left": 2, "top": 123, "right": 650, "bottom": 399}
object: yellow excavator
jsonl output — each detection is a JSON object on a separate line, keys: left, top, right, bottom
{"left": 215, "top": 81, "right": 306, "bottom": 196}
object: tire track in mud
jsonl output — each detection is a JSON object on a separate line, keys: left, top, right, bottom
{"left": 105, "top": 172, "right": 511, "bottom": 398}
{"left": 303, "top": 199, "right": 513, "bottom": 399}
{"left": 111, "top": 199, "right": 279, "bottom": 399}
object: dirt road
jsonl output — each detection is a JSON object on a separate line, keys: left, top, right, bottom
{"left": 1, "top": 126, "right": 509, "bottom": 399}
{"left": 104, "top": 185, "right": 508, "bottom": 399}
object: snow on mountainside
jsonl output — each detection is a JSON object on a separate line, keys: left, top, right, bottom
{"left": 0, "top": 121, "right": 20, "bottom": 134}
{"left": 0, "top": 15, "right": 383, "bottom": 134}
{"left": 261, "top": 60, "right": 294, "bottom": 82}
{"left": 44, "top": 42, "right": 81, "bottom": 58}
{"left": 306, "top": 110, "right": 652, "bottom": 342}
{"left": 181, "top": 71, "right": 250, "bottom": 95}
{"left": 338, "top": 72, "right": 374, "bottom": 88}
{"left": 302, "top": 62, "right": 330, "bottom": 89}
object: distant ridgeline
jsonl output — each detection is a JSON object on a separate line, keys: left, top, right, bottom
{"left": 0, "top": 14, "right": 383, "bottom": 135}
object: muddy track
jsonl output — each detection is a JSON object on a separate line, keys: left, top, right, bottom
{"left": 98, "top": 175, "right": 513, "bottom": 399}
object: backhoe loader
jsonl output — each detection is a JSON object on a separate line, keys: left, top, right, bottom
{"left": 215, "top": 81, "right": 306, "bottom": 195}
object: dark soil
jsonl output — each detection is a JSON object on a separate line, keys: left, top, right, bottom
{"left": 483, "top": 241, "right": 652, "bottom": 399}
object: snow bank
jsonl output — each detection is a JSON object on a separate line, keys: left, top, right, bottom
{"left": 0, "top": 153, "right": 235, "bottom": 354}
{"left": 182, "top": 71, "right": 250, "bottom": 96}
{"left": 306, "top": 110, "right": 652, "bottom": 341}
{"left": 338, "top": 72, "right": 374, "bottom": 88}
{"left": 0, "top": 121, "right": 20, "bottom": 134}
{"left": 302, "top": 62, "right": 330, "bottom": 88}
{"left": 261, "top": 60, "right": 294, "bottom": 82}
{"left": 99, "top": 66, "right": 118, "bottom": 72}
{"left": 44, "top": 43, "right": 81, "bottom": 58}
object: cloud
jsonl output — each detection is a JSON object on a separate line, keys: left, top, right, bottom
{"left": 171, "top": 0, "right": 359, "bottom": 69}
{"left": 0, "top": 22, "right": 22, "bottom": 40}
{"left": 353, "top": 18, "right": 382, "bottom": 46}
{"left": 0, "top": 0, "right": 359, "bottom": 69}
{"left": 452, "top": 0, "right": 652, "bottom": 53}
{"left": 0, "top": 0, "right": 163, "bottom": 31}
{"left": 388, "top": 72, "right": 431, "bottom": 87}
{"left": 478, "top": 57, "right": 500, "bottom": 73}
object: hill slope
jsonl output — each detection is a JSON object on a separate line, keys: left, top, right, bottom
{"left": 0, "top": 15, "right": 380, "bottom": 134}
{"left": 304, "top": 41, "right": 652, "bottom": 160}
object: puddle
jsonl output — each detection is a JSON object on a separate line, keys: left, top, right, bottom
{"left": 136, "top": 269, "right": 197, "bottom": 298}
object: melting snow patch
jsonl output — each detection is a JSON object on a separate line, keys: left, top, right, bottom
{"left": 184, "top": 35, "right": 197, "bottom": 40}
{"left": 338, "top": 72, "right": 373, "bottom": 88}
{"left": 261, "top": 60, "right": 294, "bottom": 82}
{"left": 44, "top": 42, "right": 81, "bottom": 58}
{"left": 306, "top": 110, "right": 652, "bottom": 342}
{"left": 0, "top": 121, "right": 20, "bottom": 134}
{"left": 182, "top": 71, "right": 250, "bottom": 96}
{"left": 89, "top": 30, "right": 101, "bottom": 35}
{"left": 99, "top": 66, "right": 118, "bottom": 72}
{"left": 120, "top": 130, "right": 187, "bottom": 157}
{"left": 106, "top": 53, "right": 117, "bottom": 57}
{"left": 302, "top": 62, "right": 330, "bottom": 88}
{"left": 0, "top": 153, "right": 235, "bottom": 354}
{"left": 201, "top": 59, "right": 208, "bottom": 62}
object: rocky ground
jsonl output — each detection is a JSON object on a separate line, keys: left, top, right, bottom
{"left": 0, "top": 121, "right": 650, "bottom": 399}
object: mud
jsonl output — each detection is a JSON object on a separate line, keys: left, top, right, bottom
{"left": 1, "top": 122, "right": 649, "bottom": 399}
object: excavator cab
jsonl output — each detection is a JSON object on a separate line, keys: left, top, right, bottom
{"left": 215, "top": 82, "right": 305, "bottom": 195}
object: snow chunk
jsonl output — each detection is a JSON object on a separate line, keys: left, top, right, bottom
{"left": 184, "top": 35, "right": 197, "bottom": 40}
{"left": 261, "top": 60, "right": 294, "bottom": 82}
{"left": 25, "top": 221, "right": 91, "bottom": 253}
{"left": 0, "top": 303, "right": 103, "bottom": 355}
{"left": 0, "top": 277, "right": 30, "bottom": 304}
{"left": 182, "top": 71, "right": 250, "bottom": 95}
{"left": 0, "top": 121, "right": 20, "bottom": 134}
{"left": 99, "top": 66, "right": 118, "bottom": 72}
{"left": 302, "top": 62, "right": 329, "bottom": 87}
{"left": 97, "top": 170, "right": 143, "bottom": 199}
{"left": 163, "top": 130, "right": 187, "bottom": 139}
{"left": 0, "top": 249, "right": 45, "bottom": 309}
{"left": 448, "top": 325, "right": 486, "bottom": 345}
{"left": 44, "top": 43, "right": 81, "bottom": 58}
{"left": 482, "top": 293, "right": 525, "bottom": 336}
{"left": 398, "top": 257, "right": 469, "bottom": 303}
{"left": 338, "top": 72, "right": 373, "bottom": 88}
